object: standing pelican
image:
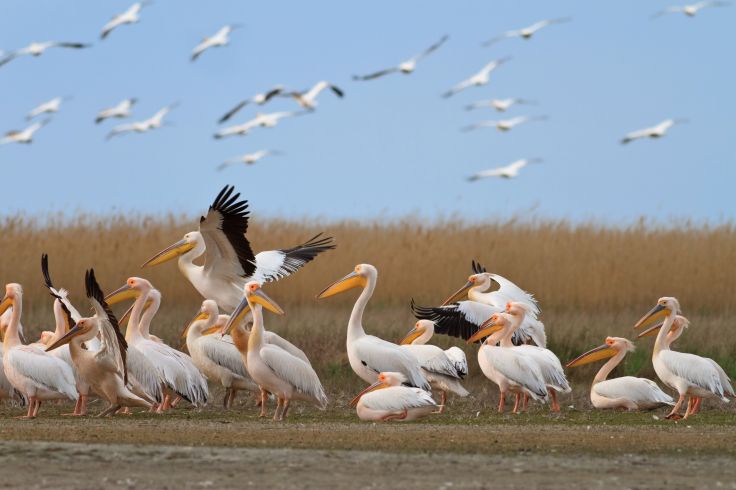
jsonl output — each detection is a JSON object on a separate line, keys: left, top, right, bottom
{"left": 225, "top": 282, "right": 327, "bottom": 420}
{"left": 353, "top": 35, "right": 448, "bottom": 81}
{"left": 0, "top": 316, "right": 24, "bottom": 404}
{"left": 317, "top": 264, "right": 430, "bottom": 390}
{"left": 351, "top": 372, "right": 438, "bottom": 421}
{"left": 191, "top": 25, "right": 240, "bottom": 61}
{"left": 635, "top": 297, "right": 734, "bottom": 419}
{"left": 442, "top": 57, "right": 510, "bottom": 98}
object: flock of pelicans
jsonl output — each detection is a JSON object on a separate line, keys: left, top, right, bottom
{"left": 0, "top": 184, "right": 732, "bottom": 421}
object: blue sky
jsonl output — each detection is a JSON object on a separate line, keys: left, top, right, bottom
{"left": 0, "top": 1, "right": 733, "bottom": 224}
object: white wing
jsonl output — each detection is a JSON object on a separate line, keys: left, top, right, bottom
{"left": 304, "top": 81, "right": 329, "bottom": 101}
{"left": 400, "top": 344, "right": 459, "bottom": 378}
{"left": 594, "top": 377, "right": 674, "bottom": 406}
{"left": 361, "top": 386, "right": 437, "bottom": 411}
{"left": 512, "top": 345, "right": 569, "bottom": 391}
{"left": 6, "top": 346, "right": 77, "bottom": 399}
{"left": 263, "top": 331, "right": 310, "bottom": 365}
{"left": 489, "top": 273, "right": 539, "bottom": 315}
{"left": 136, "top": 339, "right": 208, "bottom": 405}
{"left": 444, "top": 346, "right": 468, "bottom": 377}
{"left": 353, "top": 335, "right": 429, "bottom": 390}
{"left": 260, "top": 344, "right": 327, "bottom": 407}
{"left": 197, "top": 336, "right": 248, "bottom": 377}
{"left": 660, "top": 350, "right": 729, "bottom": 400}
{"left": 706, "top": 359, "right": 735, "bottom": 397}
{"left": 483, "top": 347, "right": 547, "bottom": 400}
{"left": 126, "top": 345, "right": 164, "bottom": 403}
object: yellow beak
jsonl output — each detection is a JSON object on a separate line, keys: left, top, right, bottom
{"left": 202, "top": 325, "right": 221, "bottom": 336}
{"left": 399, "top": 326, "right": 426, "bottom": 345}
{"left": 316, "top": 271, "right": 367, "bottom": 299}
{"left": 223, "top": 289, "right": 284, "bottom": 335}
{"left": 442, "top": 280, "right": 473, "bottom": 306}
{"left": 141, "top": 239, "right": 195, "bottom": 268}
{"left": 181, "top": 311, "right": 210, "bottom": 339}
{"left": 637, "top": 321, "right": 669, "bottom": 339}
{"left": 466, "top": 322, "right": 503, "bottom": 344}
{"left": 46, "top": 323, "right": 84, "bottom": 352}
{"left": 104, "top": 284, "right": 140, "bottom": 305}
{"left": 566, "top": 344, "right": 617, "bottom": 368}
{"left": 634, "top": 304, "right": 669, "bottom": 329}
{"left": 350, "top": 380, "right": 388, "bottom": 407}
{"left": 0, "top": 296, "right": 12, "bottom": 316}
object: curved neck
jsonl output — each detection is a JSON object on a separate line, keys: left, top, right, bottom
{"left": 653, "top": 311, "right": 676, "bottom": 354}
{"left": 499, "top": 312, "right": 523, "bottom": 347}
{"left": 138, "top": 298, "right": 159, "bottom": 339}
{"left": 4, "top": 297, "right": 22, "bottom": 348}
{"left": 348, "top": 275, "right": 375, "bottom": 339}
{"left": 247, "top": 302, "right": 265, "bottom": 352}
{"left": 126, "top": 291, "right": 148, "bottom": 342}
{"left": 230, "top": 324, "right": 249, "bottom": 353}
{"left": 593, "top": 349, "right": 626, "bottom": 384}
{"left": 51, "top": 299, "right": 67, "bottom": 340}
{"left": 177, "top": 241, "right": 205, "bottom": 281}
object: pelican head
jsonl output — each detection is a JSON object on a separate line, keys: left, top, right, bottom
{"left": 105, "top": 277, "right": 154, "bottom": 305}
{"left": 350, "top": 372, "right": 406, "bottom": 407}
{"left": 316, "top": 264, "right": 374, "bottom": 299}
{"left": 566, "top": 337, "right": 634, "bottom": 368}
{"left": 181, "top": 299, "right": 220, "bottom": 339}
{"left": 506, "top": 301, "right": 532, "bottom": 317}
{"left": 637, "top": 315, "right": 690, "bottom": 339}
{"left": 634, "top": 297, "right": 681, "bottom": 329}
{"left": 0, "top": 283, "right": 22, "bottom": 316}
{"left": 466, "top": 312, "right": 508, "bottom": 344}
{"left": 141, "top": 231, "right": 202, "bottom": 268}
{"left": 399, "top": 319, "right": 435, "bottom": 345}
{"left": 442, "top": 273, "right": 491, "bottom": 306}
{"left": 223, "top": 282, "right": 285, "bottom": 335}
{"left": 45, "top": 317, "right": 97, "bottom": 352}
{"left": 38, "top": 331, "right": 55, "bottom": 346}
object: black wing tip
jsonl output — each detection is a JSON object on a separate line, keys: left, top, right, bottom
{"left": 471, "top": 260, "right": 487, "bottom": 274}
{"left": 41, "top": 253, "right": 53, "bottom": 289}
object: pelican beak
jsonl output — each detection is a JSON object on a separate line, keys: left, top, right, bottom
{"left": 442, "top": 280, "right": 474, "bottom": 306}
{"left": 566, "top": 344, "right": 617, "bottom": 368}
{"left": 250, "top": 288, "right": 285, "bottom": 316}
{"left": 46, "top": 323, "right": 84, "bottom": 352}
{"left": 399, "top": 326, "right": 426, "bottom": 345}
{"left": 466, "top": 321, "right": 503, "bottom": 344}
{"left": 141, "top": 239, "right": 195, "bottom": 268}
{"left": 0, "top": 296, "right": 12, "bottom": 316}
{"left": 104, "top": 284, "right": 139, "bottom": 305}
{"left": 350, "top": 380, "right": 388, "bottom": 407}
{"left": 182, "top": 311, "right": 209, "bottom": 339}
{"left": 637, "top": 321, "right": 670, "bottom": 339}
{"left": 316, "top": 271, "right": 367, "bottom": 299}
{"left": 222, "top": 298, "right": 252, "bottom": 336}
{"left": 634, "top": 304, "right": 669, "bottom": 329}
{"left": 202, "top": 324, "right": 221, "bottom": 336}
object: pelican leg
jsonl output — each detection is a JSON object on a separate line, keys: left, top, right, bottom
{"left": 273, "top": 397, "right": 284, "bottom": 421}
{"left": 161, "top": 394, "right": 172, "bottom": 411}
{"left": 683, "top": 397, "right": 697, "bottom": 420}
{"left": 281, "top": 399, "right": 291, "bottom": 419}
{"left": 17, "top": 396, "right": 37, "bottom": 419}
{"left": 32, "top": 399, "right": 41, "bottom": 417}
{"left": 171, "top": 395, "right": 181, "bottom": 408}
{"left": 62, "top": 397, "right": 83, "bottom": 416}
{"left": 693, "top": 397, "right": 703, "bottom": 414}
{"left": 98, "top": 404, "right": 121, "bottom": 417}
{"left": 665, "top": 394, "right": 685, "bottom": 420}
{"left": 434, "top": 391, "right": 447, "bottom": 414}
{"left": 498, "top": 391, "right": 506, "bottom": 413}
{"left": 382, "top": 410, "right": 408, "bottom": 421}
{"left": 512, "top": 394, "right": 520, "bottom": 414}
{"left": 228, "top": 389, "right": 238, "bottom": 408}
{"left": 522, "top": 394, "right": 529, "bottom": 413}
{"left": 259, "top": 388, "right": 268, "bottom": 417}
{"left": 549, "top": 390, "right": 560, "bottom": 412}
{"left": 222, "top": 389, "right": 232, "bottom": 408}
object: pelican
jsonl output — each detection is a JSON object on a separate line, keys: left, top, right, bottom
{"left": 465, "top": 98, "right": 536, "bottom": 112}
{"left": 467, "top": 158, "right": 543, "bottom": 182}
{"left": 288, "top": 81, "right": 344, "bottom": 110}
{"left": 184, "top": 300, "right": 258, "bottom": 408}
{"left": 635, "top": 297, "right": 734, "bottom": 419}
{"left": 225, "top": 282, "right": 327, "bottom": 420}
{"left": 95, "top": 98, "right": 137, "bottom": 124}
{"left": 27, "top": 97, "right": 70, "bottom": 120}
{"left": 482, "top": 18, "right": 572, "bottom": 47}
{"left": 461, "top": 116, "right": 547, "bottom": 133}
{"left": 0, "top": 320, "right": 24, "bottom": 404}
{"left": 217, "top": 150, "right": 282, "bottom": 171}
{"left": 399, "top": 320, "right": 469, "bottom": 411}
{"left": 353, "top": 35, "right": 448, "bottom": 81}
{"left": 620, "top": 119, "right": 686, "bottom": 144}
{"left": 351, "top": 372, "right": 438, "bottom": 421}
{"left": 0, "top": 119, "right": 50, "bottom": 145}
{"left": 106, "top": 103, "right": 177, "bottom": 139}
{"left": 567, "top": 337, "right": 675, "bottom": 411}
{"left": 442, "top": 57, "right": 510, "bottom": 98}
{"left": 652, "top": 2, "right": 730, "bottom": 18}
{"left": 214, "top": 111, "right": 303, "bottom": 139}
{"left": 217, "top": 86, "right": 286, "bottom": 123}
{"left": 141, "top": 185, "right": 335, "bottom": 312}
{"left": 0, "top": 41, "right": 90, "bottom": 68}
{"left": 0, "top": 284, "right": 77, "bottom": 418}
{"left": 101, "top": 2, "right": 149, "bottom": 39}
{"left": 317, "top": 264, "right": 430, "bottom": 390}
{"left": 191, "top": 25, "right": 240, "bottom": 61}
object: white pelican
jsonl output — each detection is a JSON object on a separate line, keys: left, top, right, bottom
{"left": 46, "top": 270, "right": 152, "bottom": 416}
{"left": 399, "top": 319, "right": 469, "bottom": 410}
{"left": 461, "top": 115, "right": 547, "bottom": 133}
{"left": 0, "top": 284, "right": 77, "bottom": 418}
{"left": 465, "top": 98, "right": 536, "bottom": 112}
{"left": 213, "top": 111, "right": 303, "bottom": 139}
{"left": 317, "top": 264, "right": 430, "bottom": 390}
{"left": 442, "top": 57, "right": 510, "bottom": 98}
{"left": 184, "top": 300, "right": 258, "bottom": 408}
{"left": 0, "top": 119, "right": 50, "bottom": 145}
{"left": 101, "top": 2, "right": 150, "bottom": 39}
{"left": 620, "top": 118, "right": 686, "bottom": 144}
{"left": 635, "top": 297, "right": 734, "bottom": 419}
{"left": 353, "top": 35, "right": 448, "bottom": 81}
{"left": 95, "top": 98, "right": 137, "bottom": 124}
{"left": 217, "top": 150, "right": 282, "bottom": 171}
{"left": 106, "top": 103, "right": 177, "bottom": 139}
{"left": 288, "top": 81, "right": 344, "bottom": 110}
{"left": 0, "top": 320, "right": 24, "bottom": 404}
{"left": 0, "top": 41, "right": 90, "bottom": 68}
{"left": 467, "top": 158, "right": 543, "bottom": 182}
{"left": 652, "top": 2, "right": 730, "bottom": 18}
{"left": 217, "top": 86, "right": 286, "bottom": 123}
{"left": 27, "top": 97, "right": 70, "bottom": 120}
{"left": 567, "top": 336, "right": 675, "bottom": 411}
{"left": 482, "top": 18, "right": 572, "bottom": 46}
{"left": 141, "top": 185, "right": 335, "bottom": 312}
{"left": 191, "top": 25, "right": 240, "bottom": 61}
{"left": 351, "top": 372, "right": 438, "bottom": 421}
{"left": 225, "top": 282, "right": 327, "bottom": 420}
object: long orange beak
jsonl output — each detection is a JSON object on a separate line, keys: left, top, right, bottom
{"left": 316, "top": 271, "right": 367, "bottom": 299}
{"left": 141, "top": 238, "right": 195, "bottom": 268}
{"left": 566, "top": 344, "right": 617, "bottom": 368}
{"left": 634, "top": 303, "right": 668, "bottom": 329}
{"left": 399, "top": 326, "right": 425, "bottom": 345}
{"left": 442, "top": 279, "right": 474, "bottom": 306}
{"left": 350, "top": 380, "right": 388, "bottom": 407}
{"left": 466, "top": 322, "right": 503, "bottom": 344}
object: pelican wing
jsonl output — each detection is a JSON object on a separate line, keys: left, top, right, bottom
{"left": 353, "top": 67, "right": 398, "bottom": 81}
{"left": 445, "top": 346, "right": 468, "bottom": 377}
{"left": 6, "top": 346, "right": 77, "bottom": 399}
{"left": 483, "top": 347, "right": 547, "bottom": 399}
{"left": 707, "top": 359, "right": 735, "bottom": 397}
{"left": 138, "top": 339, "right": 208, "bottom": 405}
{"left": 412, "top": 299, "right": 501, "bottom": 340}
{"left": 411, "top": 34, "right": 448, "bottom": 62}
{"left": 488, "top": 272, "right": 539, "bottom": 315}
{"left": 263, "top": 331, "right": 311, "bottom": 365}
{"left": 41, "top": 254, "right": 82, "bottom": 322}
{"left": 250, "top": 233, "right": 335, "bottom": 284}
{"left": 218, "top": 100, "right": 248, "bottom": 124}
{"left": 362, "top": 386, "right": 437, "bottom": 411}
{"left": 512, "top": 345, "right": 569, "bottom": 391}
{"left": 400, "top": 344, "right": 460, "bottom": 379}
{"left": 197, "top": 336, "right": 248, "bottom": 377}
{"left": 594, "top": 377, "right": 674, "bottom": 406}
{"left": 86, "top": 270, "right": 128, "bottom": 381}
{"left": 126, "top": 345, "right": 163, "bottom": 403}
{"left": 659, "top": 350, "right": 729, "bottom": 400}
{"left": 260, "top": 344, "right": 327, "bottom": 408}
{"left": 353, "top": 335, "right": 429, "bottom": 390}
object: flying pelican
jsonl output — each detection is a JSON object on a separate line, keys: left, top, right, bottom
{"left": 225, "top": 282, "right": 327, "bottom": 420}
{"left": 620, "top": 119, "right": 686, "bottom": 144}
{"left": 288, "top": 81, "right": 344, "bottom": 110}
{"left": 191, "top": 25, "right": 240, "bottom": 61}
{"left": 0, "top": 41, "right": 91, "bottom": 68}
{"left": 0, "top": 283, "right": 77, "bottom": 418}
{"left": 217, "top": 86, "right": 286, "bottom": 123}
{"left": 107, "top": 103, "right": 177, "bottom": 139}
{"left": 213, "top": 111, "right": 303, "bottom": 139}
{"left": 0, "top": 119, "right": 50, "bottom": 145}
{"left": 651, "top": 1, "right": 730, "bottom": 18}
{"left": 141, "top": 185, "right": 335, "bottom": 312}
{"left": 27, "top": 97, "right": 70, "bottom": 120}
{"left": 101, "top": 2, "right": 150, "bottom": 39}
{"left": 96, "top": 98, "right": 137, "bottom": 124}
{"left": 635, "top": 297, "right": 734, "bottom": 419}
{"left": 482, "top": 18, "right": 572, "bottom": 46}
{"left": 465, "top": 98, "right": 536, "bottom": 112}
{"left": 353, "top": 35, "right": 448, "bottom": 81}
{"left": 567, "top": 336, "right": 674, "bottom": 410}
{"left": 351, "top": 372, "right": 439, "bottom": 421}
{"left": 442, "top": 57, "right": 510, "bottom": 98}
{"left": 317, "top": 264, "right": 430, "bottom": 390}
{"left": 399, "top": 320, "right": 469, "bottom": 411}
{"left": 467, "top": 158, "right": 543, "bottom": 182}
{"left": 217, "top": 150, "right": 282, "bottom": 171}
{"left": 184, "top": 300, "right": 258, "bottom": 408}
{"left": 462, "top": 116, "right": 547, "bottom": 133}
{"left": 46, "top": 270, "right": 152, "bottom": 416}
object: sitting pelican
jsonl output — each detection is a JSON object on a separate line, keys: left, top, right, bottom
{"left": 224, "top": 282, "right": 327, "bottom": 420}
{"left": 635, "top": 297, "right": 734, "bottom": 419}
{"left": 351, "top": 372, "right": 439, "bottom": 422}
{"left": 567, "top": 337, "right": 674, "bottom": 410}
{"left": 46, "top": 270, "right": 152, "bottom": 416}
{"left": 399, "top": 320, "right": 468, "bottom": 411}
{"left": 141, "top": 185, "right": 335, "bottom": 311}
{"left": 0, "top": 283, "right": 77, "bottom": 418}
{"left": 317, "top": 264, "right": 429, "bottom": 390}
{"left": 184, "top": 300, "right": 258, "bottom": 408}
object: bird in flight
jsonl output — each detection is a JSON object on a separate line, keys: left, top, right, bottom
{"left": 442, "top": 58, "right": 510, "bottom": 98}
{"left": 353, "top": 35, "right": 448, "bottom": 81}
{"left": 288, "top": 81, "right": 344, "bottom": 110}
{"left": 482, "top": 18, "right": 571, "bottom": 47}
{"left": 101, "top": 2, "right": 150, "bottom": 39}
{"left": 26, "top": 97, "right": 71, "bottom": 120}
{"left": 95, "top": 98, "right": 137, "bottom": 124}
{"left": 214, "top": 112, "right": 304, "bottom": 139}
{"left": 1, "top": 119, "right": 51, "bottom": 145}
{"left": 465, "top": 98, "right": 537, "bottom": 112}
{"left": 217, "top": 150, "right": 282, "bottom": 171}
{"left": 217, "top": 86, "right": 286, "bottom": 124}
{"left": 191, "top": 24, "right": 241, "bottom": 61}
{"left": 0, "top": 41, "right": 90, "bottom": 68}
{"left": 106, "top": 103, "right": 177, "bottom": 139}
{"left": 462, "top": 116, "right": 547, "bottom": 132}
{"left": 651, "top": 1, "right": 730, "bottom": 18}
{"left": 620, "top": 119, "right": 687, "bottom": 144}
{"left": 467, "top": 158, "right": 543, "bottom": 181}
